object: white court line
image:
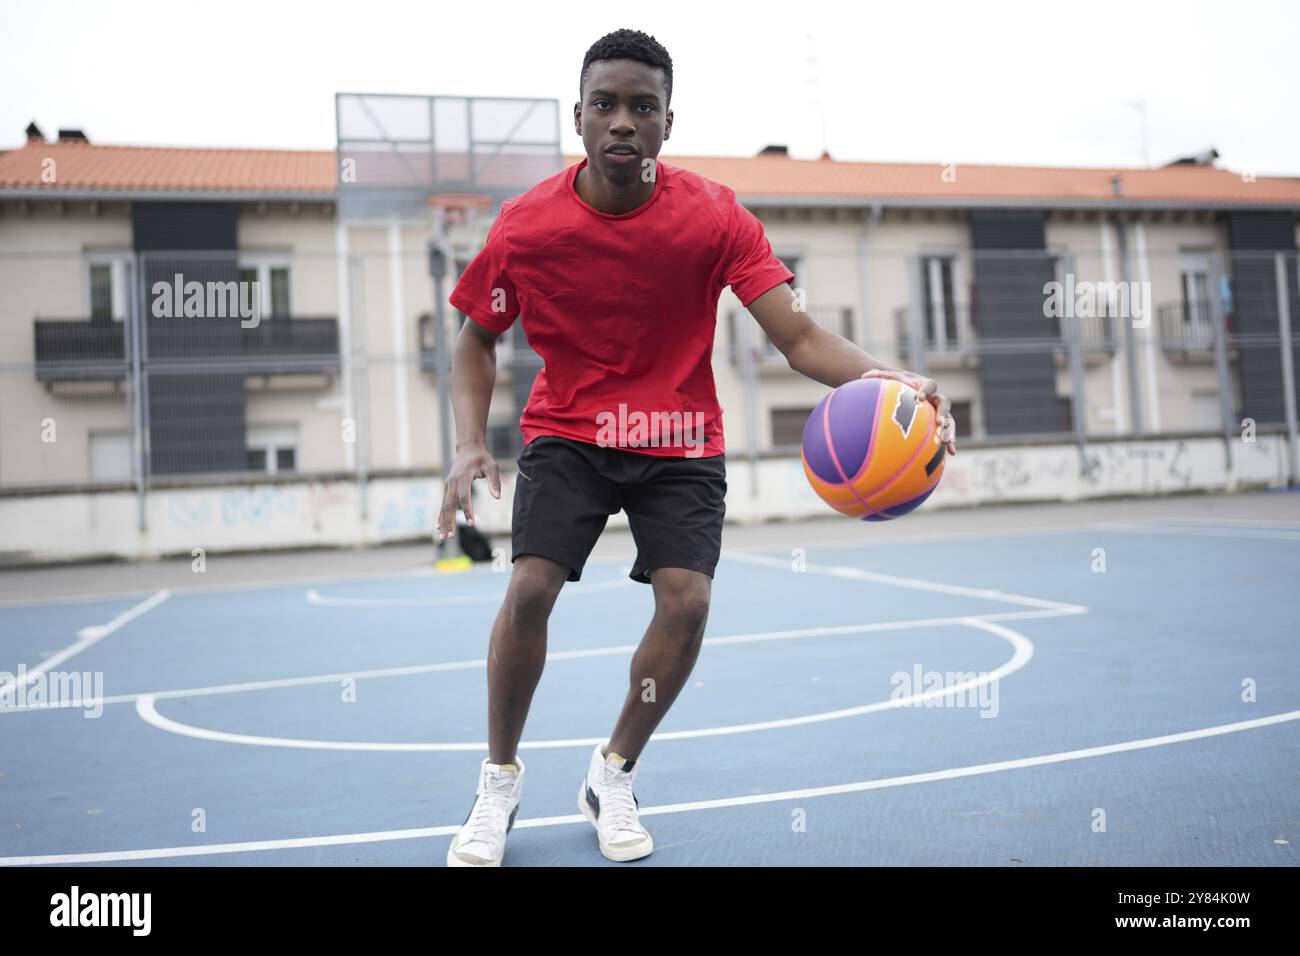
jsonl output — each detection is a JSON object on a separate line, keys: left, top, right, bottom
{"left": 1144, "top": 517, "right": 1300, "bottom": 529}
{"left": 0, "top": 555, "right": 508, "bottom": 611}
{"left": 0, "top": 514, "right": 1210, "bottom": 611}
{"left": 1101, "top": 524, "right": 1300, "bottom": 541}
{"left": 7, "top": 507, "right": 1281, "bottom": 611}
{"left": 0, "top": 589, "right": 169, "bottom": 700}
{"left": 130, "top": 614, "right": 1049, "bottom": 751}
{"left": 306, "top": 573, "right": 634, "bottom": 608}
{"left": 2, "top": 606, "right": 1077, "bottom": 717}
{"left": 722, "top": 551, "right": 1084, "bottom": 612}
{"left": 4, "top": 706, "right": 1295, "bottom": 866}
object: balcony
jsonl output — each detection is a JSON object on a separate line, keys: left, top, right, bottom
{"left": 1157, "top": 302, "right": 1231, "bottom": 362}
{"left": 33, "top": 319, "right": 127, "bottom": 381}
{"left": 894, "top": 304, "right": 977, "bottom": 368}
{"left": 34, "top": 316, "right": 340, "bottom": 381}
{"left": 728, "top": 305, "right": 854, "bottom": 369}
{"left": 894, "top": 305, "right": 1118, "bottom": 367}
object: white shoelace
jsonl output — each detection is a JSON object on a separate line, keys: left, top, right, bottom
{"left": 463, "top": 772, "right": 516, "bottom": 845}
{"left": 600, "top": 768, "right": 640, "bottom": 833}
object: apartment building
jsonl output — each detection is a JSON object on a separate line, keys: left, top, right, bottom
{"left": 2, "top": 123, "right": 1298, "bottom": 490}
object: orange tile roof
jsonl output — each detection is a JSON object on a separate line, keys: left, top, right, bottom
{"left": 1, "top": 138, "right": 1297, "bottom": 207}
{"left": 652, "top": 153, "right": 1300, "bottom": 206}
{"left": 0, "top": 140, "right": 335, "bottom": 195}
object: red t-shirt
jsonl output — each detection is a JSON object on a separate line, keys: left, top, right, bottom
{"left": 449, "top": 157, "right": 794, "bottom": 458}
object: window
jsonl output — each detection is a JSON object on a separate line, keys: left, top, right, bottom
{"left": 920, "top": 256, "right": 957, "bottom": 347}
{"left": 246, "top": 424, "right": 298, "bottom": 475}
{"left": 1057, "top": 397, "right": 1074, "bottom": 433}
{"left": 239, "top": 255, "right": 292, "bottom": 321}
{"left": 487, "top": 422, "right": 521, "bottom": 460}
{"left": 771, "top": 407, "right": 815, "bottom": 448}
{"left": 85, "top": 253, "right": 132, "bottom": 322}
{"left": 947, "top": 400, "right": 971, "bottom": 440}
{"left": 89, "top": 431, "right": 131, "bottom": 481}
{"left": 1178, "top": 252, "right": 1215, "bottom": 350}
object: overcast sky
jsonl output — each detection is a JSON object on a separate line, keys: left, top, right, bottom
{"left": 3, "top": 0, "right": 1297, "bottom": 175}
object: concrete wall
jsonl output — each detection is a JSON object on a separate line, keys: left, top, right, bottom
{"left": 0, "top": 433, "right": 1288, "bottom": 564}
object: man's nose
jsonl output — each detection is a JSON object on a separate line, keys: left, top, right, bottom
{"left": 609, "top": 109, "right": 637, "bottom": 133}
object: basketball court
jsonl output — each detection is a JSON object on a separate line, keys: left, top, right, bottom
{"left": 2, "top": 491, "right": 1296, "bottom": 867}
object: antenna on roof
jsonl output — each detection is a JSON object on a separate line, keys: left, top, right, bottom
{"left": 1125, "top": 99, "right": 1151, "bottom": 169}
{"left": 803, "top": 31, "right": 829, "bottom": 161}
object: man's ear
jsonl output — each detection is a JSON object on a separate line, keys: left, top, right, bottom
{"left": 664, "top": 109, "right": 673, "bottom": 141}
{"left": 573, "top": 102, "right": 582, "bottom": 136}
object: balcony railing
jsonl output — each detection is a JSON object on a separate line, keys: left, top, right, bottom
{"left": 1157, "top": 302, "right": 1225, "bottom": 357}
{"left": 728, "top": 305, "right": 854, "bottom": 364}
{"left": 33, "top": 319, "right": 127, "bottom": 381}
{"left": 894, "top": 305, "right": 1118, "bottom": 362}
{"left": 34, "top": 316, "right": 340, "bottom": 380}
{"left": 893, "top": 304, "right": 976, "bottom": 360}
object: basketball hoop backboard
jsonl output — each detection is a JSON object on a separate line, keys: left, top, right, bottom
{"left": 335, "top": 94, "right": 562, "bottom": 221}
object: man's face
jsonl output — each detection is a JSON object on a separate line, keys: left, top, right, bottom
{"left": 575, "top": 59, "right": 672, "bottom": 181}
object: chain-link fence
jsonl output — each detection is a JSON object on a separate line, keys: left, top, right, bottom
{"left": 2, "top": 245, "right": 1298, "bottom": 514}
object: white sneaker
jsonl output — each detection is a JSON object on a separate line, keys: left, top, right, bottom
{"left": 578, "top": 744, "right": 654, "bottom": 862}
{"left": 446, "top": 757, "right": 525, "bottom": 867}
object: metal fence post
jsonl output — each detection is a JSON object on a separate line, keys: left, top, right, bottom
{"left": 130, "top": 251, "right": 148, "bottom": 532}
{"left": 350, "top": 253, "right": 370, "bottom": 523}
{"left": 1208, "top": 254, "right": 1234, "bottom": 471}
{"left": 1063, "top": 252, "right": 1089, "bottom": 472}
{"left": 1114, "top": 219, "right": 1143, "bottom": 434}
{"left": 906, "top": 255, "right": 926, "bottom": 377}
{"left": 1275, "top": 252, "right": 1299, "bottom": 485}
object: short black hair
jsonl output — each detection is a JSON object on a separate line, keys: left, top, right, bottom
{"left": 579, "top": 29, "right": 673, "bottom": 108}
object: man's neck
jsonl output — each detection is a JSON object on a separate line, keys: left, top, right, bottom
{"left": 575, "top": 160, "right": 656, "bottom": 216}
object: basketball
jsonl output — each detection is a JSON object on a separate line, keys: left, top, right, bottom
{"left": 801, "top": 377, "right": 946, "bottom": 521}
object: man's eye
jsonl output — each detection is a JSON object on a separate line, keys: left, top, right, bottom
{"left": 637, "top": 104, "right": 654, "bottom": 113}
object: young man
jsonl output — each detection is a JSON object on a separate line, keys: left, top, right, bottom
{"left": 439, "top": 28, "right": 956, "bottom": 867}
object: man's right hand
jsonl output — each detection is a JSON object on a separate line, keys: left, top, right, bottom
{"left": 438, "top": 442, "right": 502, "bottom": 541}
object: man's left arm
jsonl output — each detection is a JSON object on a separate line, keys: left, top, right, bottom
{"left": 745, "top": 283, "right": 957, "bottom": 455}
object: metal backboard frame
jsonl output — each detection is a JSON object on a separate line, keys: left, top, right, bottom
{"left": 335, "top": 93, "right": 564, "bottom": 220}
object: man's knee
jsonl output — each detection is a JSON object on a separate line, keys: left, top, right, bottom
{"left": 650, "top": 568, "right": 712, "bottom": 637}
{"left": 504, "top": 554, "right": 569, "bottom": 620}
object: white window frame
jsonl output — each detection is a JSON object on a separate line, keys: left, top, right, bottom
{"left": 917, "top": 250, "right": 963, "bottom": 351}
{"left": 84, "top": 250, "right": 133, "bottom": 322}
{"left": 1178, "top": 250, "right": 1214, "bottom": 318}
{"left": 246, "top": 424, "right": 299, "bottom": 475}
{"left": 238, "top": 252, "right": 293, "bottom": 320}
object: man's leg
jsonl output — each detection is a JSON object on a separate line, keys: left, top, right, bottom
{"left": 486, "top": 553, "right": 571, "bottom": 765}
{"left": 604, "top": 566, "right": 712, "bottom": 760}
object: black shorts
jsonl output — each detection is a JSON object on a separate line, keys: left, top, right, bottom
{"left": 511, "top": 435, "right": 727, "bottom": 584}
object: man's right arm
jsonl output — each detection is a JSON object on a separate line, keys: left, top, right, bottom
{"left": 437, "top": 319, "right": 504, "bottom": 541}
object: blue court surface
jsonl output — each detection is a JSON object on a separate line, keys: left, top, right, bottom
{"left": 1, "top": 494, "right": 1297, "bottom": 867}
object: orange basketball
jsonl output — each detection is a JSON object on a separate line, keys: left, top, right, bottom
{"left": 801, "top": 377, "right": 946, "bottom": 521}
